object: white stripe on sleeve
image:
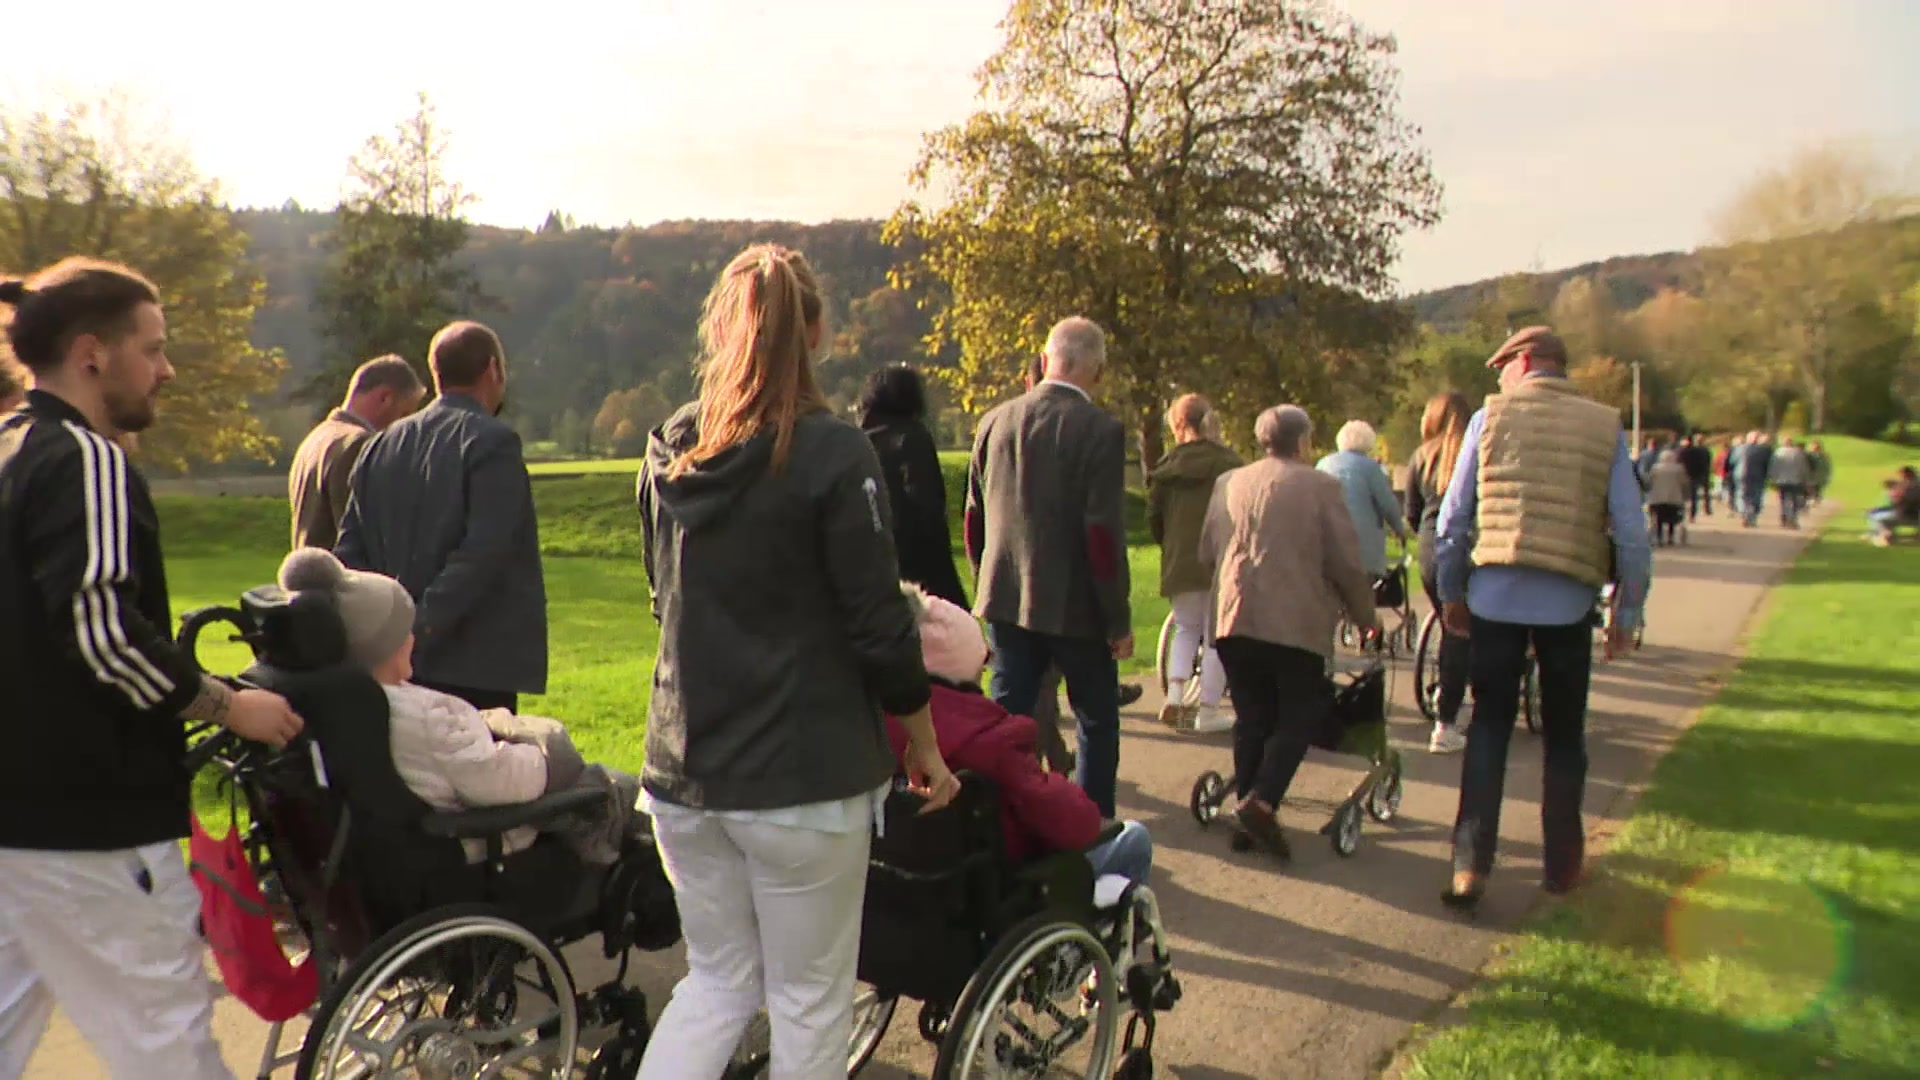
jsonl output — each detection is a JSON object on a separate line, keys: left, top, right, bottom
{"left": 62, "top": 422, "right": 171, "bottom": 708}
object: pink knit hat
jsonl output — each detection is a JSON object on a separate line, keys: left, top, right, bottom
{"left": 902, "top": 584, "right": 990, "bottom": 684}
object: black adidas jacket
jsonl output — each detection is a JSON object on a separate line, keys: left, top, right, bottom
{"left": 0, "top": 390, "right": 204, "bottom": 850}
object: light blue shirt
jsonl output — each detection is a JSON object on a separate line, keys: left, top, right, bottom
{"left": 1434, "top": 379, "right": 1651, "bottom": 629}
{"left": 1315, "top": 450, "right": 1406, "bottom": 579}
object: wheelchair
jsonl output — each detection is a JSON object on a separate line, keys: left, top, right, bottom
{"left": 726, "top": 776, "right": 1183, "bottom": 1079}
{"left": 177, "top": 585, "right": 682, "bottom": 1080}
{"left": 1338, "top": 551, "right": 1417, "bottom": 659}
{"left": 1412, "top": 608, "right": 1542, "bottom": 735}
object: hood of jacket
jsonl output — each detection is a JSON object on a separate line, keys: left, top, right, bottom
{"left": 1150, "top": 438, "right": 1242, "bottom": 486}
{"left": 644, "top": 402, "right": 776, "bottom": 534}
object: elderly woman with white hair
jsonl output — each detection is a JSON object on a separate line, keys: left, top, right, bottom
{"left": 1316, "top": 419, "right": 1408, "bottom": 580}
{"left": 1199, "top": 406, "right": 1378, "bottom": 859}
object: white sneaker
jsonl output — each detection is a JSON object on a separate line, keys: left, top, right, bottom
{"left": 1193, "top": 704, "right": 1235, "bottom": 734}
{"left": 1429, "top": 723, "right": 1467, "bottom": 754}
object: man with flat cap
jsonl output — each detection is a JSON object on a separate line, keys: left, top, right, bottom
{"left": 1431, "top": 325, "right": 1651, "bottom": 907}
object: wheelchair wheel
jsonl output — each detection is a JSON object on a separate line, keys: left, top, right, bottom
{"left": 1521, "top": 654, "right": 1542, "bottom": 735}
{"left": 1330, "top": 801, "right": 1362, "bottom": 858}
{"left": 294, "top": 905, "right": 578, "bottom": 1080}
{"left": 932, "top": 915, "right": 1121, "bottom": 1080}
{"left": 1413, "top": 611, "right": 1442, "bottom": 722}
{"left": 1155, "top": 610, "right": 1177, "bottom": 698}
{"left": 1189, "top": 771, "right": 1227, "bottom": 827}
{"left": 1367, "top": 756, "right": 1403, "bottom": 824}
{"left": 727, "top": 983, "right": 897, "bottom": 1078}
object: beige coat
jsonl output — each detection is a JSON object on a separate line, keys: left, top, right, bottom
{"left": 1200, "top": 458, "right": 1377, "bottom": 660}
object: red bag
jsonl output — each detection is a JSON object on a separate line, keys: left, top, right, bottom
{"left": 188, "top": 813, "right": 318, "bottom": 1022}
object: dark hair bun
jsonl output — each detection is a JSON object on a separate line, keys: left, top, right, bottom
{"left": 0, "top": 280, "right": 27, "bottom": 305}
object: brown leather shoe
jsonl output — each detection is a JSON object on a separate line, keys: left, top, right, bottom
{"left": 1442, "top": 870, "right": 1485, "bottom": 910}
{"left": 1233, "top": 799, "right": 1291, "bottom": 861}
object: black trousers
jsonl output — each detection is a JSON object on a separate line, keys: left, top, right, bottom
{"left": 1418, "top": 565, "right": 1470, "bottom": 724}
{"left": 1688, "top": 480, "right": 1713, "bottom": 519}
{"left": 1215, "top": 637, "right": 1331, "bottom": 806}
{"left": 414, "top": 679, "right": 518, "bottom": 713}
{"left": 1452, "top": 616, "right": 1591, "bottom": 882}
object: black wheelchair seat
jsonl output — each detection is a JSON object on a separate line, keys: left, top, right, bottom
{"left": 225, "top": 586, "right": 609, "bottom": 944}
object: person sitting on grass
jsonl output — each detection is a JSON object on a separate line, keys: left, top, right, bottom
{"left": 887, "top": 582, "right": 1154, "bottom": 887}
{"left": 1868, "top": 466, "right": 1919, "bottom": 547}
{"left": 277, "top": 547, "right": 644, "bottom": 866}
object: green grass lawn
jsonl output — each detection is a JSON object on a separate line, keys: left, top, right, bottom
{"left": 527, "top": 457, "right": 646, "bottom": 476}
{"left": 1402, "top": 435, "right": 1920, "bottom": 1080}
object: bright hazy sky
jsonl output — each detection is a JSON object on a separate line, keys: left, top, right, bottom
{"left": 8, "top": 0, "right": 1918, "bottom": 293}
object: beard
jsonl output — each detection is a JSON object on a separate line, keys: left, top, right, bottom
{"left": 104, "top": 386, "right": 158, "bottom": 434}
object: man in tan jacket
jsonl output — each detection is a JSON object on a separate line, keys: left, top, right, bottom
{"left": 1433, "top": 326, "right": 1651, "bottom": 906}
{"left": 288, "top": 355, "right": 424, "bottom": 549}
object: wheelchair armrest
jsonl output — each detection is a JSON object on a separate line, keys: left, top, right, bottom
{"left": 420, "top": 787, "right": 605, "bottom": 840}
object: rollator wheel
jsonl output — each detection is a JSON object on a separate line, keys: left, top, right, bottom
{"left": 1521, "top": 658, "right": 1543, "bottom": 735}
{"left": 1155, "top": 611, "right": 1177, "bottom": 698}
{"left": 1413, "top": 612, "right": 1443, "bottom": 723}
{"left": 1330, "top": 801, "right": 1362, "bottom": 857}
{"left": 1367, "top": 759, "right": 1403, "bottom": 824}
{"left": 1189, "top": 771, "right": 1227, "bottom": 827}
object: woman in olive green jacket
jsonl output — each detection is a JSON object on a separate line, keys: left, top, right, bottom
{"left": 1147, "top": 394, "right": 1243, "bottom": 729}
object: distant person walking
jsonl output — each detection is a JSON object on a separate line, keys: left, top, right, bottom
{"left": 1717, "top": 437, "right": 1740, "bottom": 517}
{"left": 1807, "top": 440, "right": 1832, "bottom": 504}
{"left": 1739, "top": 432, "right": 1774, "bottom": 528}
{"left": 859, "top": 364, "right": 968, "bottom": 608}
{"left": 1769, "top": 437, "right": 1811, "bottom": 529}
{"left": 1405, "top": 391, "right": 1473, "bottom": 754}
{"left": 287, "top": 354, "right": 424, "bottom": 550}
{"left": 1433, "top": 326, "right": 1651, "bottom": 907}
{"left": 1645, "top": 449, "right": 1689, "bottom": 546}
{"left": 0, "top": 258, "right": 302, "bottom": 1080}
{"left": 335, "top": 321, "right": 546, "bottom": 712}
{"left": 1679, "top": 434, "right": 1714, "bottom": 519}
{"left": 1147, "top": 392, "right": 1241, "bottom": 732}
{"left": 966, "top": 317, "right": 1133, "bottom": 817}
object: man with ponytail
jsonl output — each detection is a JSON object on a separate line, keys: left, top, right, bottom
{"left": 636, "top": 243, "right": 958, "bottom": 1080}
{"left": 0, "top": 257, "right": 304, "bottom": 1079}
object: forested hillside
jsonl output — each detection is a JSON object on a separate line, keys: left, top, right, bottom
{"left": 238, "top": 208, "right": 930, "bottom": 452}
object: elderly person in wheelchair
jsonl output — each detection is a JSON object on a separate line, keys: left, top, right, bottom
{"left": 727, "top": 585, "right": 1184, "bottom": 1080}
{"left": 178, "top": 553, "right": 683, "bottom": 1080}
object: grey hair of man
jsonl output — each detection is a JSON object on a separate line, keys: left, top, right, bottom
{"left": 1042, "top": 316, "right": 1107, "bottom": 384}
{"left": 1255, "top": 405, "right": 1313, "bottom": 459}
{"left": 347, "top": 354, "right": 424, "bottom": 399}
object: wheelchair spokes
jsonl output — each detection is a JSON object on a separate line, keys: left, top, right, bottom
{"left": 944, "top": 924, "right": 1120, "bottom": 1079}
{"left": 301, "top": 916, "right": 577, "bottom": 1080}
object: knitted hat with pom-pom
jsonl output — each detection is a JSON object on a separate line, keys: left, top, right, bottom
{"left": 277, "top": 547, "right": 415, "bottom": 668}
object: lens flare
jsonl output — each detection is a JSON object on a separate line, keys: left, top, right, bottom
{"left": 1664, "top": 864, "right": 1851, "bottom": 1030}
